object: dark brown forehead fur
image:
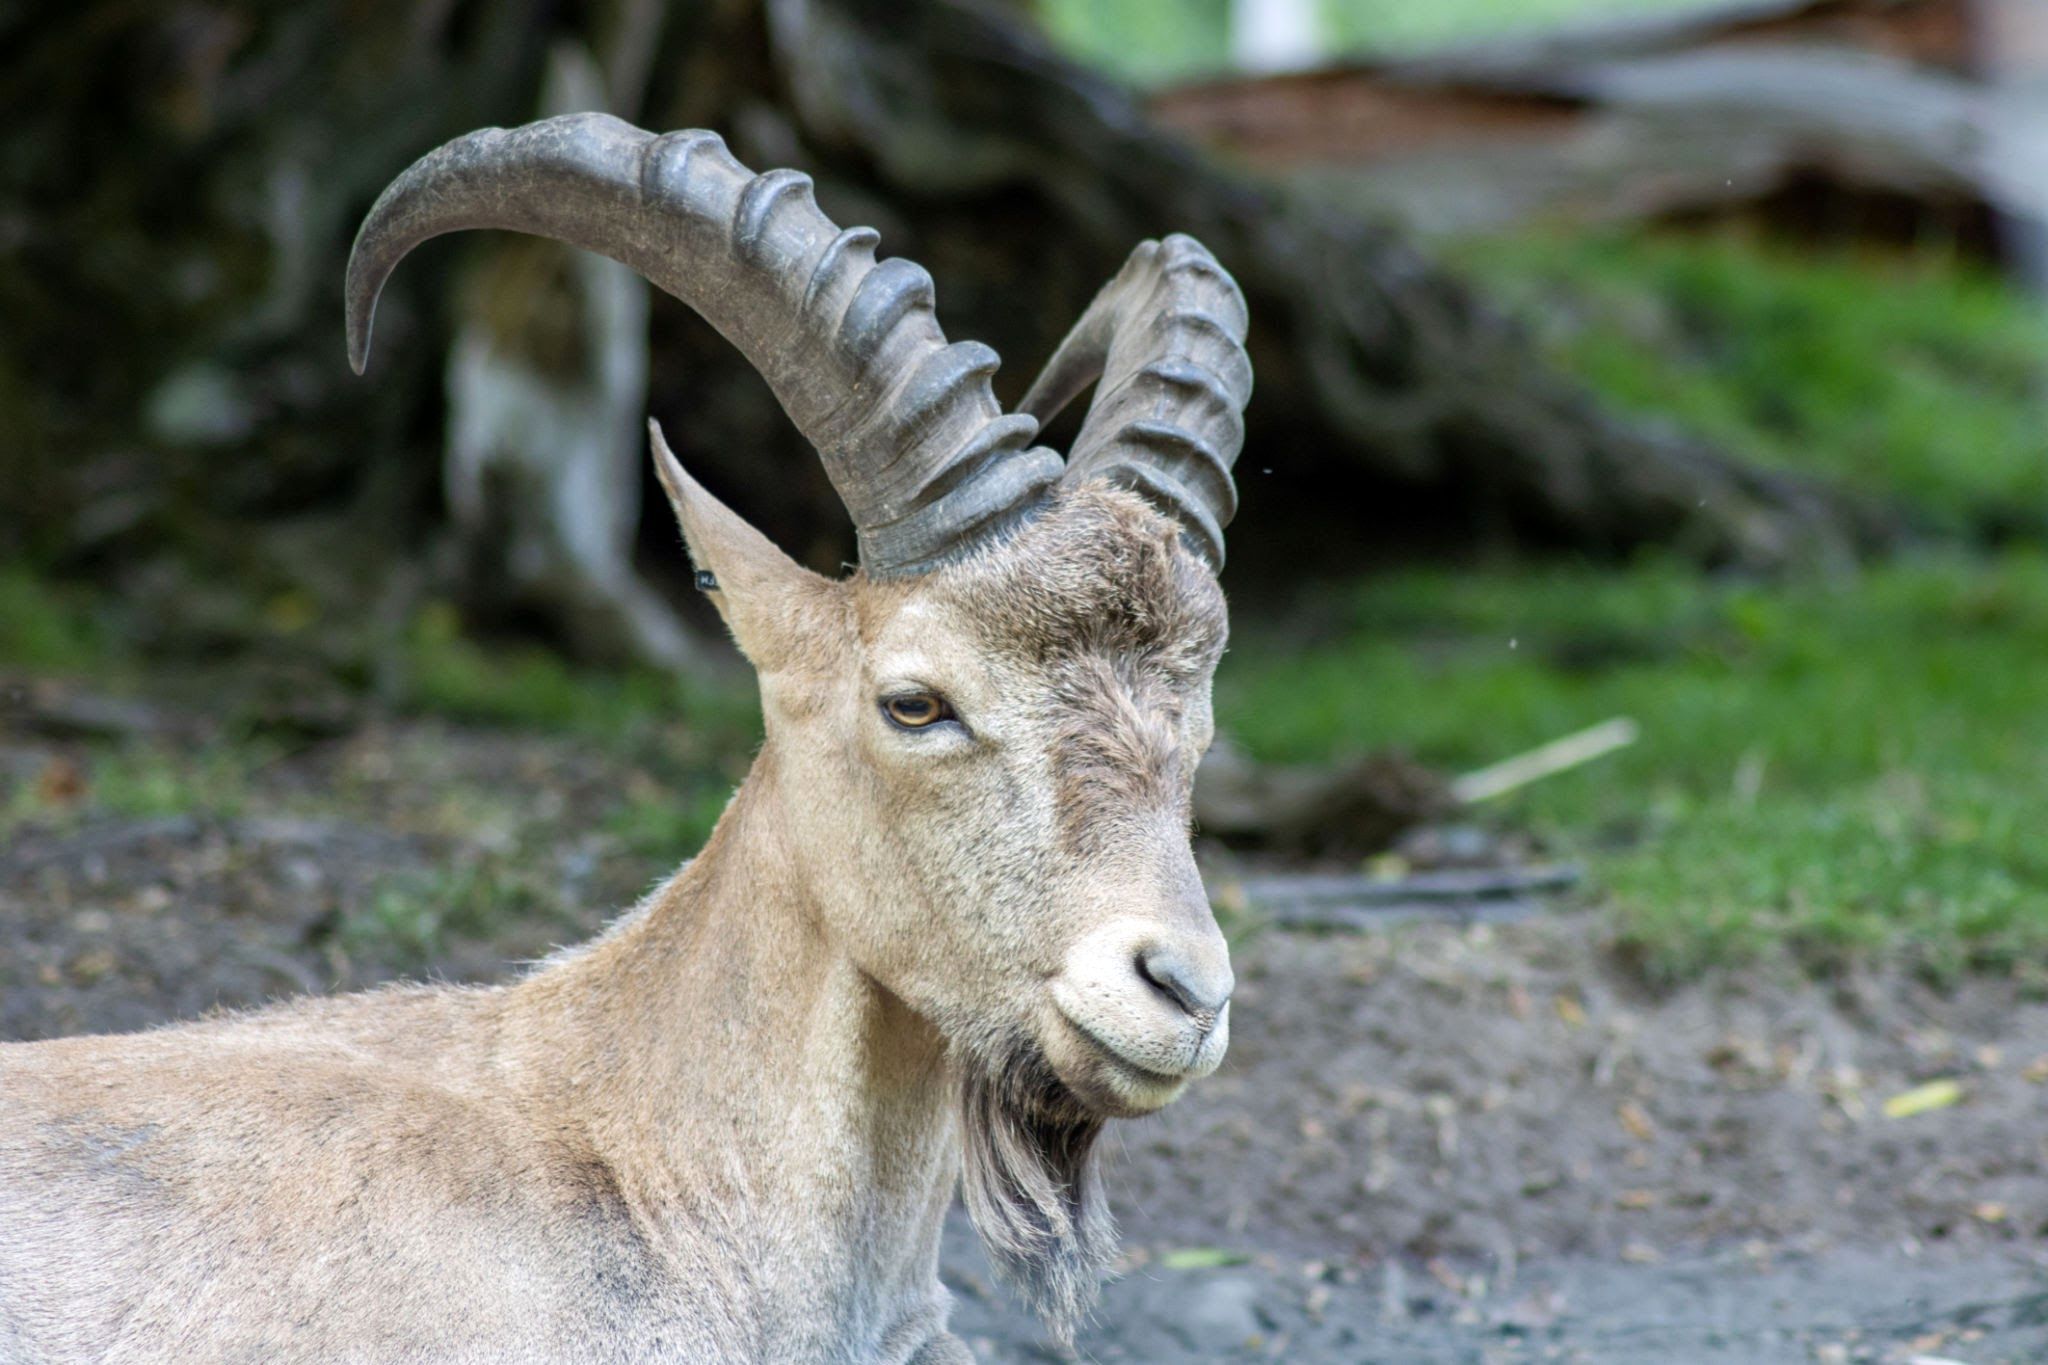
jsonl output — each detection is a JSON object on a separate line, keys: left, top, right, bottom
{"left": 940, "top": 484, "right": 1228, "bottom": 678}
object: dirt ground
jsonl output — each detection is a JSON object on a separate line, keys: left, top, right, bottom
{"left": 951, "top": 929, "right": 2048, "bottom": 1362}
{"left": 3, "top": 695, "right": 2045, "bottom": 1362}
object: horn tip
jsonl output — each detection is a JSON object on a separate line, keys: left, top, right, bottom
{"left": 345, "top": 285, "right": 375, "bottom": 374}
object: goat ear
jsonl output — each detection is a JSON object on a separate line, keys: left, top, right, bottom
{"left": 648, "top": 420, "right": 839, "bottom": 671}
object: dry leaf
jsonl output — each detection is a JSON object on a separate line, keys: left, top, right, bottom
{"left": 35, "top": 755, "right": 87, "bottom": 807}
{"left": 1617, "top": 1100, "right": 1656, "bottom": 1141}
{"left": 1554, "top": 993, "right": 1586, "bottom": 1028}
{"left": 69, "top": 949, "right": 116, "bottom": 983}
{"left": 1366, "top": 853, "right": 1410, "bottom": 882}
{"left": 1424, "top": 1257, "right": 1465, "bottom": 1294}
{"left": 1882, "top": 1078, "right": 1963, "bottom": 1119}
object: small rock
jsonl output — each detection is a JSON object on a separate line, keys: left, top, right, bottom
{"left": 1167, "top": 1272, "right": 1263, "bottom": 1348}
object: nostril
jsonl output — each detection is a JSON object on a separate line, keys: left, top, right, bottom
{"left": 1135, "top": 945, "right": 1232, "bottom": 1020}
{"left": 1134, "top": 950, "right": 1185, "bottom": 1011}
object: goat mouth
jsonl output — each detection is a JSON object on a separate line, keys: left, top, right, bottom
{"left": 1049, "top": 1010, "right": 1191, "bottom": 1114}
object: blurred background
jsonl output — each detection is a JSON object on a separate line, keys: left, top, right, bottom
{"left": 4, "top": 0, "right": 2047, "bottom": 1359}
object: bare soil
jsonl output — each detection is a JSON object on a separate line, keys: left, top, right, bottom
{"left": 4, "top": 691, "right": 2044, "bottom": 1362}
{"left": 965, "top": 924, "right": 2048, "bottom": 1361}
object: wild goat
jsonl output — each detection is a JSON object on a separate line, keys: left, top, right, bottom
{"left": 0, "top": 114, "right": 1251, "bottom": 1363}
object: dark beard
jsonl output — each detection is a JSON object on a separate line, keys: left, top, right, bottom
{"left": 958, "top": 1039, "right": 1115, "bottom": 1345}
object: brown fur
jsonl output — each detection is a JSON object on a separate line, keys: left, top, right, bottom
{"left": 0, "top": 441, "right": 1233, "bottom": 1363}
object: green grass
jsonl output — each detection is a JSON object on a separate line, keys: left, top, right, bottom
{"left": 1317, "top": 0, "right": 1705, "bottom": 56}
{"left": 0, "top": 566, "right": 106, "bottom": 672}
{"left": 0, "top": 741, "right": 267, "bottom": 840}
{"left": 1455, "top": 231, "right": 2048, "bottom": 537}
{"left": 89, "top": 745, "right": 263, "bottom": 821}
{"left": 605, "top": 783, "right": 735, "bottom": 864}
{"left": 1217, "top": 551, "right": 2048, "bottom": 979}
{"left": 0, "top": 573, "right": 757, "bottom": 751}
{"left": 1039, "top": 0, "right": 1233, "bottom": 86}
{"left": 398, "top": 601, "right": 757, "bottom": 747}
{"left": 342, "top": 858, "right": 552, "bottom": 965}
{"left": 1039, "top": 0, "right": 1708, "bottom": 84}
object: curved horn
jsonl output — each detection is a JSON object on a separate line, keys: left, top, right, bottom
{"left": 1017, "top": 235, "right": 1251, "bottom": 572}
{"left": 346, "top": 114, "right": 1060, "bottom": 574}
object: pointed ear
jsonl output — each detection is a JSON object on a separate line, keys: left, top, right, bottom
{"left": 649, "top": 420, "right": 842, "bottom": 672}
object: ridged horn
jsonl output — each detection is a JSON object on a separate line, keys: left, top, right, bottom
{"left": 1017, "top": 235, "right": 1251, "bottom": 572}
{"left": 346, "top": 114, "right": 1061, "bottom": 574}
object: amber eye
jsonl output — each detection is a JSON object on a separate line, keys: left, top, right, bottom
{"left": 882, "top": 693, "right": 954, "bottom": 730}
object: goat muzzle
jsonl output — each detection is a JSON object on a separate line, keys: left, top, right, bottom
{"left": 1043, "top": 917, "right": 1233, "bottom": 1116}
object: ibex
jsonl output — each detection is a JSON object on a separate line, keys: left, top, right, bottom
{"left": 0, "top": 114, "right": 1251, "bottom": 1363}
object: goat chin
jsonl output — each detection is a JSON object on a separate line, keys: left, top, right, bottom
{"left": 957, "top": 1038, "right": 1116, "bottom": 1345}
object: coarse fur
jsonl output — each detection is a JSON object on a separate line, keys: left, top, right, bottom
{"left": 0, "top": 445, "right": 1235, "bottom": 1363}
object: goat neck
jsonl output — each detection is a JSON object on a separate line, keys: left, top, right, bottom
{"left": 508, "top": 754, "right": 959, "bottom": 1356}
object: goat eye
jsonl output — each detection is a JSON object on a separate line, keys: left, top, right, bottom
{"left": 882, "top": 693, "right": 953, "bottom": 730}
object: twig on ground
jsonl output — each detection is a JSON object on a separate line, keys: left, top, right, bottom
{"left": 1452, "top": 718, "right": 1640, "bottom": 804}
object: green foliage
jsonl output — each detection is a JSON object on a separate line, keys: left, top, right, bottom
{"left": 1457, "top": 231, "right": 2048, "bottom": 537}
{"left": 0, "top": 742, "right": 260, "bottom": 838}
{"left": 1038, "top": 0, "right": 1233, "bottom": 85}
{"left": 0, "top": 566, "right": 106, "bottom": 671}
{"left": 343, "top": 858, "right": 547, "bottom": 965}
{"left": 398, "top": 601, "right": 757, "bottom": 746}
{"left": 1319, "top": 0, "right": 1703, "bottom": 59}
{"left": 1218, "top": 552, "right": 2048, "bottom": 978}
{"left": 89, "top": 745, "right": 261, "bottom": 822}
{"left": 605, "top": 783, "right": 734, "bottom": 862}
{"left": 1036, "top": 0, "right": 1704, "bottom": 85}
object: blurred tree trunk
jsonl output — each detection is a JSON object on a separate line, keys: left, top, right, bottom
{"left": 0, "top": 0, "right": 1891, "bottom": 669}
{"left": 1975, "top": 0, "right": 2048, "bottom": 291}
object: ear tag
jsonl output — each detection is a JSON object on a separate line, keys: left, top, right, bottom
{"left": 694, "top": 570, "right": 719, "bottom": 593}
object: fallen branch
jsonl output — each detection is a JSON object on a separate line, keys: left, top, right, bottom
{"left": 1211, "top": 863, "right": 1582, "bottom": 929}
{"left": 1255, "top": 898, "right": 1551, "bottom": 930}
{"left": 1227, "top": 864, "right": 1583, "bottom": 905}
{"left": 1, "top": 682, "right": 186, "bottom": 742}
{"left": 1452, "top": 717, "right": 1639, "bottom": 804}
